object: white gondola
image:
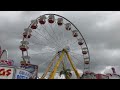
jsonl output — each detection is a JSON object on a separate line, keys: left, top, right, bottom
{"left": 23, "top": 32, "right": 28, "bottom": 38}
{"left": 82, "top": 47, "right": 88, "bottom": 54}
{"left": 84, "top": 61, "right": 89, "bottom": 64}
{"left": 78, "top": 38, "right": 84, "bottom": 45}
{"left": 57, "top": 18, "right": 63, "bottom": 26}
{"left": 84, "top": 57, "right": 89, "bottom": 62}
{"left": 31, "top": 20, "right": 38, "bottom": 24}
{"left": 72, "top": 30, "right": 78, "bottom": 37}
{"left": 21, "top": 41, "right": 29, "bottom": 45}
{"left": 65, "top": 23, "right": 71, "bottom": 30}
{"left": 24, "top": 28, "right": 32, "bottom": 33}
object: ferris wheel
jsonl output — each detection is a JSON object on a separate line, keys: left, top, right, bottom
{"left": 19, "top": 14, "right": 90, "bottom": 79}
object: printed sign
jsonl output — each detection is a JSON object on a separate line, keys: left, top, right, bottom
{"left": 0, "top": 66, "right": 14, "bottom": 79}
{"left": 0, "top": 59, "right": 14, "bottom": 66}
{"left": 24, "top": 64, "right": 38, "bottom": 79}
{"left": 15, "top": 69, "right": 32, "bottom": 79}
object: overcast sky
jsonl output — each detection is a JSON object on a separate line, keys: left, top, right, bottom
{"left": 0, "top": 11, "right": 120, "bottom": 75}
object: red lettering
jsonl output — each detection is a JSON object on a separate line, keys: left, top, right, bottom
{"left": 0, "top": 68, "right": 12, "bottom": 77}
{"left": 0, "top": 69, "right": 5, "bottom": 76}
{"left": 6, "top": 69, "right": 11, "bottom": 76}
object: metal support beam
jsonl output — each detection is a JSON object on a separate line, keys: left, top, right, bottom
{"left": 41, "top": 53, "right": 58, "bottom": 79}
{"left": 65, "top": 49, "right": 80, "bottom": 79}
{"left": 49, "top": 51, "right": 65, "bottom": 79}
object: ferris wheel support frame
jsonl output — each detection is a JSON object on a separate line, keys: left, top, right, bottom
{"left": 40, "top": 53, "right": 58, "bottom": 79}
{"left": 65, "top": 49, "right": 80, "bottom": 79}
{"left": 48, "top": 50, "right": 65, "bottom": 79}
{"left": 48, "top": 49, "right": 80, "bottom": 79}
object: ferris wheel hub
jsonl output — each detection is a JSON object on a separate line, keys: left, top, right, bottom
{"left": 64, "top": 46, "right": 70, "bottom": 52}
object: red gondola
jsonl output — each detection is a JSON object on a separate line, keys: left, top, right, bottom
{"left": 31, "top": 20, "right": 38, "bottom": 29}
{"left": 39, "top": 20, "right": 46, "bottom": 24}
{"left": 39, "top": 15, "right": 46, "bottom": 25}
{"left": 19, "top": 45, "right": 29, "bottom": 51}
{"left": 48, "top": 15, "right": 55, "bottom": 24}
{"left": 31, "top": 24, "right": 37, "bottom": 29}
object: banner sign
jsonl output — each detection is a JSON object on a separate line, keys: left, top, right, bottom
{"left": 0, "top": 66, "right": 14, "bottom": 79}
{"left": 15, "top": 69, "right": 32, "bottom": 79}
{"left": 24, "top": 64, "right": 38, "bottom": 79}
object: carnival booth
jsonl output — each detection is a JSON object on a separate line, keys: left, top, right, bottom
{"left": 0, "top": 46, "right": 38, "bottom": 79}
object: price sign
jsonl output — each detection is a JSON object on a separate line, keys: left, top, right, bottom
{"left": 15, "top": 69, "right": 32, "bottom": 79}
{"left": 0, "top": 66, "right": 14, "bottom": 79}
